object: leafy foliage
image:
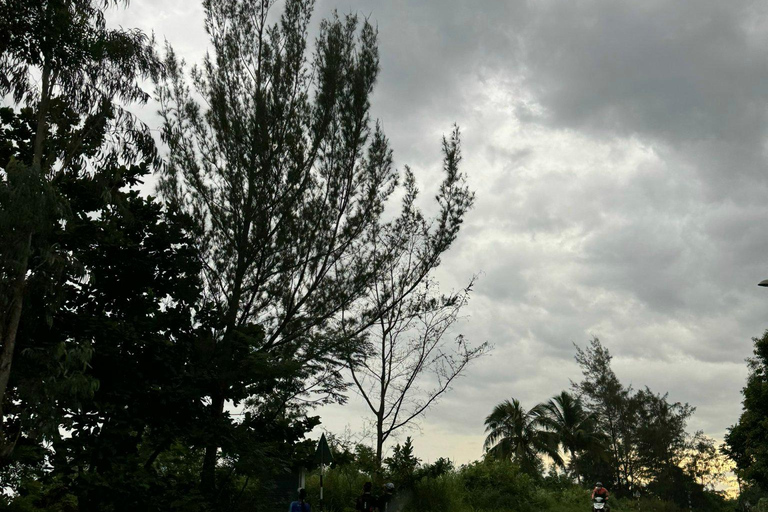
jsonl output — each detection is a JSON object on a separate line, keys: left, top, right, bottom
{"left": 571, "top": 338, "right": 696, "bottom": 497}
{"left": 483, "top": 398, "right": 561, "bottom": 474}
{"left": 2, "top": 160, "right": 206, "bottom": 510}
{"left": 0, "top": 0, "right": 160, "bottom": 462}
{"left": 725, "top": 330, "right": 768, "bottom": 488}
{"left": 483, "top": 338, "right": 719, "bottom": 509}
{"left": 303, "top": 449, "right": 735, "bottom": 512}
{"left": 384, "top": 437, "right": 421, "bottom": 490}
{"left": 538, "top": 391, "right": 604, "bottom": 478}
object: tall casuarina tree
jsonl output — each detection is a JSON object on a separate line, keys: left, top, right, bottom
{"left": 157, "top": 0, "right": 474, "bottom": 494}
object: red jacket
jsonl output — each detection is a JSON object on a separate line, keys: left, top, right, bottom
{"left": 591, "top": 487, "right": 609, "bottom": 500}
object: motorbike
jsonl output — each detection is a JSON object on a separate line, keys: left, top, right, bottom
{"left": 592, "top": 496, "right": 608, "bottom": 511}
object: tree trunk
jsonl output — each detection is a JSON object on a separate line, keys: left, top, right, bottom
{"left": 0, "top": 59, "right": 52, "bottom": 457}
{"left": 0, "top": 241, "right": 29, "bottom": 458}
{"left": 201, "top": 391, "right": 226, "bottom": 493}
{"left": 200, "top": 245, "right": 247, "bottom": 492}
{"left": 375, "top": 313, "right": 387, "bottom": 476}
{"left": 376, "top": 420, "right": 384, "bottom": 471}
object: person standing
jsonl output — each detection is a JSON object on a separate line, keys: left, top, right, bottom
{"left": 290, "top": 488, "right": 310, "bottom": 512}
{"left": 355, "top": 482, "right": 377, "bottom": 512}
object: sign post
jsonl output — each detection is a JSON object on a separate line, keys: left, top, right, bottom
{"left": 314, "top": 434, "right": 333, "bottom": 512}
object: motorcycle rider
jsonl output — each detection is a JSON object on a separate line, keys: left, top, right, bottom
{"left": 378, "top": 483, "right": 395, "bottom": 512}
{"left": 591, "top": 482, "right": 609, "bottom": 511}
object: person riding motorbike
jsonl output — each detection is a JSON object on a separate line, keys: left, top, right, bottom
{"left": 378, "top": 483, "right": 395, "bottom": 512}
{"left": 591, "top": 482, "right": 609, "bottom": 511}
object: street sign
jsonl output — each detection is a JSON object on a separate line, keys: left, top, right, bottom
{"left": 314, "top": 434, "right": 333, "bottom": 512}
{"left": 314, "top": 434, "right": 333, "bottom": 465}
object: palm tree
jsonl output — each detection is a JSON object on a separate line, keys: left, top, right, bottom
{"left": 539, "top": 391, "right": 605, "bottom": 480}
{"left": 484, "top": 398, "right": 563, "bottom": 474}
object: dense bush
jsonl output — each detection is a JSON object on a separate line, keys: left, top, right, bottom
{"left": 305, "top": 465, "right": 370, "bottom": 512}
{"left": 407, "top": 472, "right": 465, "bottom": 512}
{"left": 459, "top": 459, "right": 542, "bottom": 512}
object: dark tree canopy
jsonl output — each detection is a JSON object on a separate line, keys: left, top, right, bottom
{"left": 0, "top": 0, "right": 160, "bottom": 461}
{"left": 725, "top": 330, "right": 768, "bottom": 489}
{"left": 1, "top": 0, "right": 477, "bottom": 508}
{"left": 484, "top": 337, "right": 706, "bottom": 507}
{"left": 0, "top": 104, "right": 211, "bottom": 508}
{"left": 483, "top": 398, "right": 562, "bottom": 475}
{"left": 571, "top": 338, "right": 697, "bottom": 500}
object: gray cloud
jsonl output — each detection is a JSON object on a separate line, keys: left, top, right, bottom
{"left": 521, "top": 2, "right": 768, "bottom": 139}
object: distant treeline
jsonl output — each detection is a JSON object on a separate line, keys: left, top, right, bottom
{"left": 305, "top": 338, "right": 734, "bottom": 512}
{"left": 302, "top": 435, "right": 734, "bottom": 512}
{"left": 483, "top": 338, "right": 727, "bottom": 507}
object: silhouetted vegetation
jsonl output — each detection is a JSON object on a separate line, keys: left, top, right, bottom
{"left": 1, "top": 0, "right": 477, "bottom": 509}
{"left": 484, "top": 338, "right": 731, "bottom": 510}
{"left": 0, "top": 0, "right": 763, "bottom": 511}
{"left": 302, "top": 439, "right": 736, "bottom": 512}
{"left": 724, "top": 330, "right": 768, "bottom": 507}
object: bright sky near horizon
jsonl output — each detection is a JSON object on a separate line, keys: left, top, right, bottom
{"left": 108, "top": 0, "right": 768, "bottom": 467}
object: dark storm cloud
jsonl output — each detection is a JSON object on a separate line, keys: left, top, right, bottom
{"left": 522, "top": 1, "right": 768, "bottom": 141}
{"left": 314, "top": 0, "right": 530, "bottom": 172}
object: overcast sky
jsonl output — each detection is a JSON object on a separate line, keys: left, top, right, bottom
{"left": 109, "top": 0, "right": 768, "bottom": 465}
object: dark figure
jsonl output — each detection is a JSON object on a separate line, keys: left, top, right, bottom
{"left": 355, "top": 482, "right": 377, "bottom": 512}
{"left": 378, "top": 482, "right": 395, "bottom": 512}
{"left": 289, "top": 488, "right": 310, "bottom": 512}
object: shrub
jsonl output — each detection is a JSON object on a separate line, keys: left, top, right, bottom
{"left": 460, "top": 459, "right": 543, "bottom": 512}
{"left": 305, "top": 466, "right": 370, "bottom": 512}
{"left": 405, "top": 472, "right": 465, "bottom": 512}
